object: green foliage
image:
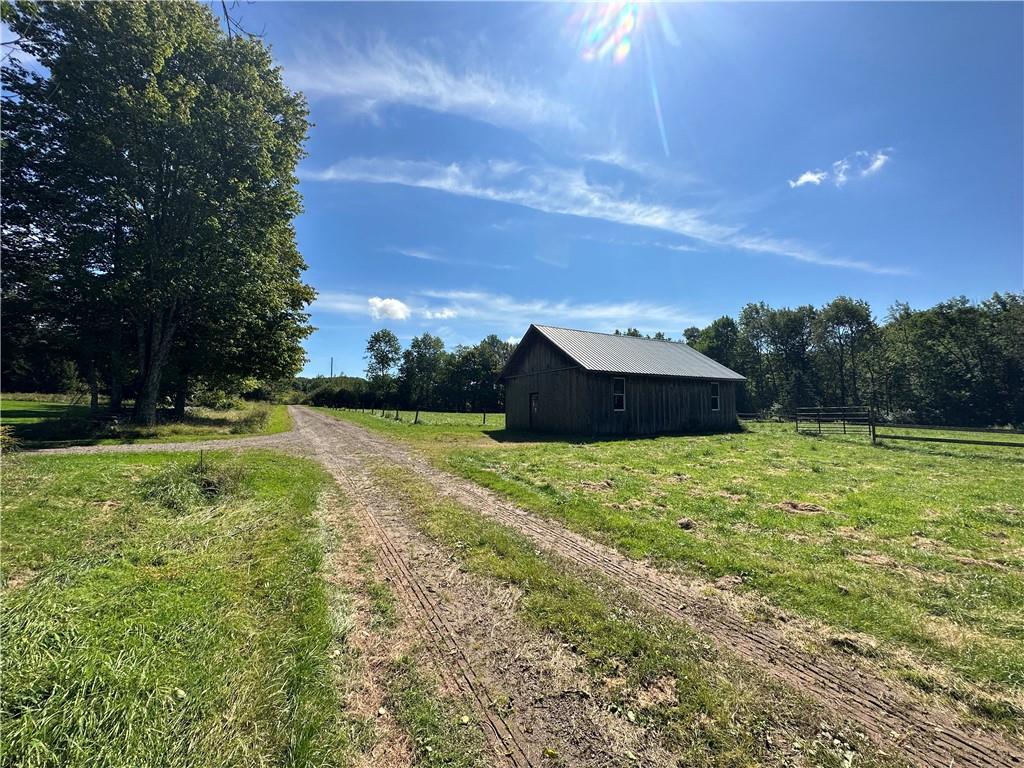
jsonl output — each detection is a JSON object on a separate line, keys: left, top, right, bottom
{"left": 2, "top": 0, "right": 313, "bottom": 424}
{"left": 0, "top": 451, "right": 352, "bottom": 767}
{"left": 364, "top": 329, "right": 402, "bottom": 402}
{"left": 0, "top": 424, "right": 19, "bottom": 453}
{"left": 692, "top": 293, "right": 1023, "bottom": 425}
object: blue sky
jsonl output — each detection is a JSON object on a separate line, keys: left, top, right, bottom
{"left": 53, "top": 2, "right": 1024, "bottom": 377}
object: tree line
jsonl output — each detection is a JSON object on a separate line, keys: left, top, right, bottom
{"left": 685, "top": 293, "right": 1023, "bottom": 426}
{"left": 1, "top": 1, "right": 313, "bottom": 424}
{"left": 304, "top": 293, "right": 1022, "bottom": 427}
{"left": 304, "top": 331, "right": 515, "bottom": 413}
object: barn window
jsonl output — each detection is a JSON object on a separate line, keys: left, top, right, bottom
{"left": 710, "top": 382, "right": 720, "bottom": 412}
{"left": 613, "top": 377, "right": 626, "bottom": 411}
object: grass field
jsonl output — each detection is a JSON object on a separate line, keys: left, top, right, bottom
{"left": 1, "top": 451, "right": 350, "bottom": 766}
{"left": 325, "top": 409, "right": 1024, "bottom": 727}
{"left": 373, "top": 461, "right": 896, "bottom": 767}
{"left": 0, "top": 449, "right": 475, "bottom": 767}
{"left": 0, "top": 398, "right": 291, "bottom": 448}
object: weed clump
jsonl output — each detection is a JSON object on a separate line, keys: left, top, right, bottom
{"left": 143, "top": 458, "right": 247, "bottom": 513}
{"left": 230, "top": 405, "right": 270, "bottom": 434}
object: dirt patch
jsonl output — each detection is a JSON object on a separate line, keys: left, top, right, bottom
{"left": 315, "top": 488, "right": 414, "bottom": 768}
{"left": 910, "top": 536, "right": 948, "bottom": 552}
{"left": 610, "top": 499, "right": 645, "bottom": 511}
{"left": 828, "top": 633, "right": 880, "bottom": 658}
{"left": 847, "top": 552, "right": 949, "bottom": 583}
{"left": 774, "top": 500, "right": 828, "bottom": 515}
{"left": 634, "top": 676, "right": 677, "bottom": 710}
{"left": 579, "top": 479, "right": 615, "bottom": 492}
{"left": 2, "top": 568, "right": 39, "bottom": 591}
{"left": 716, "top": 490, "right": 746, "bottom": 502}
{"left": 949, "top": 554, "right": 1010, "bottom": 572}
{"left": 713, "top": 574, "right": 744, "bottom": 591}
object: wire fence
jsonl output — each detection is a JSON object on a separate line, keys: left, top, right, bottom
{"left": 784, "top": 406, "right": 1024, "bottom": 449}
{"left": 795, "top": 406, "right": 874, "bottom": 440}
{"left": 338, "top": 407, "right": 505, "bottom": 427}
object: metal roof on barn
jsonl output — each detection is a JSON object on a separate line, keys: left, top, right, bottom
{"left": 503, "top": 325, "right": 746, "bottom": 381}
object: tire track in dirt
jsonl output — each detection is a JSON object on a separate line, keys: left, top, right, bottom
{"left": 293, "top": 407, "right": 1023, "bottom": 768}
{"left": 293, "top": 415, "right": 538, "bottom": 768}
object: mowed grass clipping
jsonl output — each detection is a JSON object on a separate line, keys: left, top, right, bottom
{"left": 329, "top": 410, "right": 1024, "bottom": 718}
{"left": 0, "top": 398, "right": 291, "bottom": 448}
{"left": 0, "top": 450, "right": 348, "bottom": 768}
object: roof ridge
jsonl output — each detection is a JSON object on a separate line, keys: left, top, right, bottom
{"left": 534, "top": 323, "right": 685, "bottom": 344}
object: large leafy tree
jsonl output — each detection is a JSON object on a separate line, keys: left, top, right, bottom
{"left": 364, "top": 329, "right": 401, "bottom": 405}
{"left": 2, "top": 0, "right": 312, "bottom": 423}
{"left": 398, "top": 333, "right": 447, "bottom": 409}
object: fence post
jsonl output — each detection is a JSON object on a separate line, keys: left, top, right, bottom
{"left": 414, "top": 409, "right": 420, "bottom": 425}
{"left": 870, "top": 409, "right": 876, "bottom": 445}
{"left": 795, "top": 409, "right": 799, "bottom": 432}
{"left": 817, "top": 407, "right": 821, "bottom": 435}
{"left": 483, "top": 411, "right": 487, "bottom": 425}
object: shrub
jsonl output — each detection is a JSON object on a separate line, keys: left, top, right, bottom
{"left": 0, "top": 425, "right": 19, "bottom": 453}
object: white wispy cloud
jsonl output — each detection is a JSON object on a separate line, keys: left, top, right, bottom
{"left": 287, "top": 39, "right": 578, "bottom": 131}
{"left": 368, "top": 296, "right": 411, "bottom": 320}
{"left": 860, "top": 149, "right": 890, "bottom": 177}
{"left": 418, "top": 290, "right": 705, "bottom": 331}
{"left": 389, "top": 247, "right": 444, "bottom": 262}
{"left": 305, "top": 157, "right": 905, "bottom": 274}
{"left": 790, "top": 148, "right": 892, "bottom": 189}
{"left": 788, "top": 170, "right": 828, "bottom": 188}
{"left": 386, "top": 246, "right": 513, "bottom": 271}
{"left": 313, "top": 289, "right": 706, "bottom": 333}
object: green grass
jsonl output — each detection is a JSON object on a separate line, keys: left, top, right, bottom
{"left": 384, "top": 656, "right": 483, "bottom": 768}
{"left": 0, "top": 450, "right": 349, "bottom": 767}
{"left": 316, "top": 408, "right": 505, "bottom": 444}
{"left": 326, "top": 410, "right": 1024, "bottom": 717}
{"left": 372, "top": 462, "right": 899, "bottom": 768}
{"left": 0, "top": 398, "right": 291, "bottom": 448}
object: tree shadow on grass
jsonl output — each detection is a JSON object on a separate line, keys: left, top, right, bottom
{"left": 10, "top": 408, "right": 241, "bottom": 449}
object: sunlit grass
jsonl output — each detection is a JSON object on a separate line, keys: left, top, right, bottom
{"left": 327, "top": 410, "right": 1024, "bottom": 721}
{"left": 0, "top": 451, "right": 351, "bottom": 767}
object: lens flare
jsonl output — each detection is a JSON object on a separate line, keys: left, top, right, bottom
{"left": 571, "top": 2, "right": 639, "bottom": 64}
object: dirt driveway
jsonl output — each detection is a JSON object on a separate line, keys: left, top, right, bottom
{"left": 35, "top": 406, "right": 1024, "bottom": 768}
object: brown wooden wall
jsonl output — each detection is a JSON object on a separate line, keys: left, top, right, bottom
{"left": 503, "top": 333, "right": 739, "bottom": 435}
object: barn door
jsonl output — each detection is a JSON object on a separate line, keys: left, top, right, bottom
{"left": 529, "top": 392, "right": 539, "bottom": 428}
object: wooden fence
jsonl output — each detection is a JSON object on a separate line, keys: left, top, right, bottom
{"left": 873, "top": 423, "right": 1024, "bottom": 449}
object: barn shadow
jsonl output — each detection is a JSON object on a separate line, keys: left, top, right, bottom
{"left": 484, "top": 423, "right": 745, "bottom": 445}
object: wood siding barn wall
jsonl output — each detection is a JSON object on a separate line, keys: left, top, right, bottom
{"left": 503, "top": 335, "right": 585, "bottom": 432}
{"left": 503, "top": 333, "right": 739, "bottom": 435}
{"left": 578, "top": 373, "right": 737, "bottom": 435}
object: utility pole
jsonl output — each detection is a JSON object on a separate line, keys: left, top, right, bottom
{"left": 330, "top": 357, "right": 333, "bottom": 379}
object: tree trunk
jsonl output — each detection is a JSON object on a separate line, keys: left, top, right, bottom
{"left": 132, "top": 307, "right": 178, "bottom": 426}
{"left": 174, "top": 377, "right": 188, "bottom": 419}
{"left": 88, "top": 357, "right": 99, "bottom": 412}
{"left": 110, "top": 343, "right": 124, "bottom": 412}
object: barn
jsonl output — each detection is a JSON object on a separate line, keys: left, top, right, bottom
{"left": 499, "top": 325, "right": 745, "bottom": 435}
